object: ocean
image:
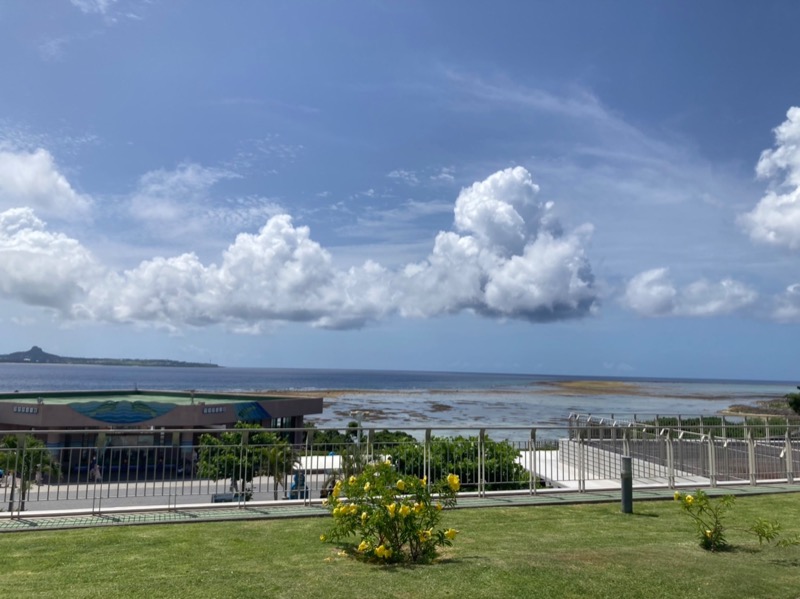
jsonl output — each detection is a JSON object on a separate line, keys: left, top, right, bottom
{"left": 0, "top": 363, "right": 793, "bottom": 433}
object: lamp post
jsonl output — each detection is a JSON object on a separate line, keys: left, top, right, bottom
{"left": 621, "top": 456, "right": 633, "bottom": 514}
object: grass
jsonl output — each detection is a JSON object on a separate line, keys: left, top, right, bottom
{"left": 1, "top": 494, "right": 800, "bottom": 598}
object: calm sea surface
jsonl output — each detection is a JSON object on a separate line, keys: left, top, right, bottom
{"left": 0, "top": 364, "right": 793, "bottom": 433}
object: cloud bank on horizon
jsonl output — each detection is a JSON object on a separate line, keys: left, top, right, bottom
{"left": 2, "top": 103, "right": 800, "bottom": 330}
{"left": 0, "top": 164, "right": 599, "bottom": 330}
{"left": 1, "top": 2, "right": 799, "bottom": 377}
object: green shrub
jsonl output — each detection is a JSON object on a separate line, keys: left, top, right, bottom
{"left": 786, "top": 392, "right": 800, "bottom": 415}
{"left": 674, "top": 490, "right": 734, "bottom": 551}
{"left": 197, "top": 422, "right": 295, "bottom": 498}
{"left": 390, "top": 435, "right": 530, "bottom": 491}
{"left": 321, "top": 460, "right": 459, "bottom": 563}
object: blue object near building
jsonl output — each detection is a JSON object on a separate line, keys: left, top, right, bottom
{"left": 289, "top": 471, "right": 309, "bottom": 499}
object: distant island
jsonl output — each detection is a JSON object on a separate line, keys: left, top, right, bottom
{"left": 0, "top": 346, "right": 219, "bottom": 368}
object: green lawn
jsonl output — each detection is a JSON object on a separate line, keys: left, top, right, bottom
{"left": 1, "top": 494, "right": 799, "bottom": 599}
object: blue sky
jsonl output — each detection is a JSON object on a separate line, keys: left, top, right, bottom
{"left": 1, "top": 1, "right": 799, "bottom": 380}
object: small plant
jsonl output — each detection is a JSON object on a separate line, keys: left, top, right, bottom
{"left": 321, "top": 459, "right": 459, "bottom": 564}
{"left": 675, "top": 489, "right": 800, "bottom": 551}
{"left": 749, "top": 518, "right": 782, "bottom": 545}
{"left": 674, "top": 489, "right": 734, "bottom": 551}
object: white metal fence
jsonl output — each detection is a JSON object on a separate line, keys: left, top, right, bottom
{"left": 1, "top": 422, "right": 799, "bottom": 518}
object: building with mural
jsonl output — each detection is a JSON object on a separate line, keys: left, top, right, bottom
{"left": 0, "top": 389, "right": 323, "bottom": 476}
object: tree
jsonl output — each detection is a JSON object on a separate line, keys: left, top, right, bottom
{"left": 196, "top": 422, "right": 297, "bottom": 500}
{"left": 1, "top": 434, "right": 60, "bottom": 511}
{"left": 303, "top": 422, "right": 355, "bottom": 449}
{"left": 786, "top": 392, "right": 800, "bottom": 415}
{"left": 391, "top": 435, "right": 530, "bottom": 491}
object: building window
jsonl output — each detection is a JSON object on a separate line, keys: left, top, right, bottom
{"left": 13, "top": 406, "right": 38, "bottom": 414}
{"left": 202, "top": 406, "right": 226, "bottom": 414}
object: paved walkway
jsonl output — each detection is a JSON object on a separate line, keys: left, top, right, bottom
{"left": 2, "top": 483, "right": 799, "bottom": 533}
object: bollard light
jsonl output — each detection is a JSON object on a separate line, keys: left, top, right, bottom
{"left": 621, "top": 456, "right": 633, "bottom": 514}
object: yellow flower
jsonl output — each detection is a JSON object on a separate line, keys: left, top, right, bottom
{"left": 375, "top": 544, "right": 390, "bottom": 558}
{"left": 413, "top": 502, "right": 424, "bottom": 514}
{"left": 349, "top": 504, "right": 358, "bottom": 515}
{"left": 384, "top": 456, "right": 392, "bottom": 465}
{"left": 387, "top": 502, "right": 397, "bottom": 518}
{"left": 333, "top": 506, "right": 342, "bottom": 517}
{"left": 399, "top": 504, "right": 411, "bottom": 518}
{"left": 361, "top": 511, "right": 368, "bottom": 523}
{"left": 435, "top": 502, "right": 443, "bottom": 511}
{"left": 320, "top": 534, "right": 327, "bottom": 542}
{"left": 358, "top": 540, "right": 371, "bottom": 552}
{"left": 444, "top": 528, "right": 458, "bottom": 541}
{"left": 396, "top": 479, "right": 406, "bottom": 492}
{"left": 321, "top": 498, "right": 329, "bottom": 506}
{"left": 332, "top": 482, "right": 342, "bottom": 498}
{"left": 685, "top": 494, "right": 694, "bottom": 506}
{"left": 673, "top": 491, "right": 681, "bottom": 501}
{"left": 418, "top": 528, "right": 432, "bottom": 542}
{"left": 364, "top": 482, "right": 371, "bottom": 492}
{"left": 704, "top": 530, "right": 712, "bottom": 538}
{"left": 420, "top": 476, "right": 427, "bottom": 485}
{"left": 349, "top": 475, "right": 357, "bottom": 485}
{"left": 447, "top": 473, "right": 461, "bottom": 492}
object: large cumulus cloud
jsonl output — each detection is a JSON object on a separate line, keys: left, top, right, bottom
{"left": 739, "top": 107, "right": 800, "bottom": 249}
{"left": 398, "top": 167, "right": 597, "bottom": 322}
{"left": 78, "top": 214, "right": 394, "bottom": 330}
{"left": 623, "top": 268, "right": 757, "bottom": 317}
{"left": 2, "top": 167, "right": 598, "bottom": 330}
{"left": 0, "top": 208, "right": 103, "bottom": 311}
{"left": 0, "top": 148, "right": 91, "bottom": 220}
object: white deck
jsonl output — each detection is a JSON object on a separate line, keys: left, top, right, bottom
{"left": 516, "top": 449, "right": 710, "bottom": 491}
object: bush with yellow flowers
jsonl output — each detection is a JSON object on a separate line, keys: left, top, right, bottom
{"left": 674, "top": 489, "right": 800, "bottom": 551}
{"left": 321, "top": 459, "right": 460, "bottom": 563}
{"left": 674, "top": 489, "right": 734, "bottom": 551}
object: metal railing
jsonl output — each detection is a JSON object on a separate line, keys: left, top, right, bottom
{"left": 2, "top": 422, "right": 799, "bottom": 518}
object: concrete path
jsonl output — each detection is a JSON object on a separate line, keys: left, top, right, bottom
{"left": 2, "top": 483, "right": 799, "bottom": 533}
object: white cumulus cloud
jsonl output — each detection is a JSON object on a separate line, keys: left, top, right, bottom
{"left": 0, "top": 208, "right": 103, "bottom": 311}
{"left": 0, "top": 148, "right": 91, "bottom": 220}
{"left": 80, "top": 214, "right": 395, "bottom": 331}
{"left": 6, "top": 167, "right": 599, "bottom": 331}
{"left": 623, "top": 268, "right": 757, "bottom": 317}
{"left": 772, "top": 284, "right": 800, "bottom": 322}
{"left": 739, "top": 107, "right": 800, "bottom": 249}
{"left": 398, "top": 167, "right": 597, "bottom": 322}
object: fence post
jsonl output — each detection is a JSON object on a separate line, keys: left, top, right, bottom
{"left": 623, "top": 428, "right": 630, "bottom": 458}
{"left": 478, "top": 429, "right": 486, "bottom": 498}
{"left": 707, "top": 433, "right": 717, "bottom": 488}
{"left": 665, "top": 429, "right": 674, "bottom": 489}
{"left": 304, "top": 429, "right": 313, "bottom": 506}
{"left": 17, "top": 433, "right": 27, "bottom": 515}
{"left": 422, "top": 429, "right": 431, "bottom": 491}
{"left": 239, "top": 430, "right": 249, "bottom": 504}
{"left": 529, "top": 428, "right": 536, "bottom": 496}
{"left": 746, "top": 426, "right": 757, "bottom": 486}
{"left": 785, "top": 430, "right": 794, "bottom": 484}
{"left": 578, "top": 429, "right": 586, "bottom": 493}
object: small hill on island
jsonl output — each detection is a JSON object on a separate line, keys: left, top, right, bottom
{"left": 0, "top": 346, "right": 219, "bottom": 368}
